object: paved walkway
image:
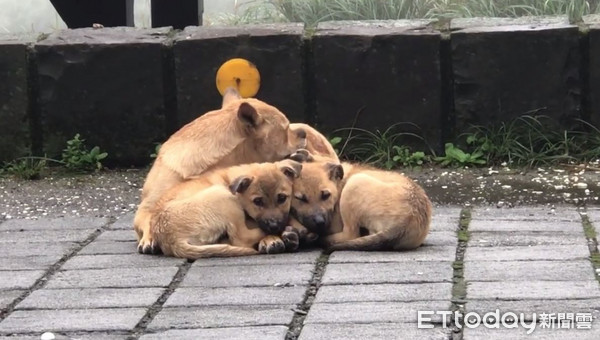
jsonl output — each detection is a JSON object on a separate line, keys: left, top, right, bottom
{"left": 1, "top": 206, "right": 600, "bottom": 339}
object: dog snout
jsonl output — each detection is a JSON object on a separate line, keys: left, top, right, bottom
{"left": 304, "top": 213, "right": 328, "bottom": 232}
{"left": 312, "top": 214, "right": 326, "bottom": 228}
{"left": 259, "top": 218, "right": 285, "bottom": 234}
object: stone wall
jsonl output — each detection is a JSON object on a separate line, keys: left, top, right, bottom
{"left": 1, "top": 16, "right": 599, "bottom": 166}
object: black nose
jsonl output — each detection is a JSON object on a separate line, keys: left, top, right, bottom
{"left": 260, "top": 219, "right": 284, "bottom": 234}
{"left": 312, "top": 214, "right": 326, "bottom": 229}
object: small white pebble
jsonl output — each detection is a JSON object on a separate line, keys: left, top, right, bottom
{"left": 41, "top": 332, "right": 55, "bottom": 340}
{"left": 575, "top": 183, "right": 588, "bottom": 189}
{"left": 501, "top": 185, "right": 512, "bottom": 190}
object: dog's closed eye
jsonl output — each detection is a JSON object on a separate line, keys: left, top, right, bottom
{"left": 294, "top": 194, "right": 308, "bottom": 203}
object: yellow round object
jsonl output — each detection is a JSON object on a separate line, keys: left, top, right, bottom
{"left": 216, "top": 58, "right": 261, "bottom": 98}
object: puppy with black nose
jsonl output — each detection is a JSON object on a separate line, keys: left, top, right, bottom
{"left": 289, "top": 161, "right": 342, "bottom": 236}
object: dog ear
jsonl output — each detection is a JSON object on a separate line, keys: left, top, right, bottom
{"left": 237, "top": 102, "right": 260, "bottom": 128}
{"left": 229, "top": 176, "right": 254, "bottom": 194}
{"left": 293, "top": 127, "right": 307, "bottom": 140}
{"left": 222, "top": 87, "right": 241, "bottom": 107}
{"left": 326, "top": 163, "right": 344, "bottom": 181}
{"left": 279, "top": 160, "right": 303, "bottom": 179}
{"left": 287, "top": 149, "right": 314, "bottom": 163}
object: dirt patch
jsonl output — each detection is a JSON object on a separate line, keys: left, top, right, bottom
{"left": 1, "top": 164, "right": 598, "bottom": 221}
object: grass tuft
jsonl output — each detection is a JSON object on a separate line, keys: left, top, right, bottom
{"left": 216, "top": 0, "right": 600, "bottom": 27}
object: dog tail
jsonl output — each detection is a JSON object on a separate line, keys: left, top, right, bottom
{"left": 172, "top": 242, "right": 259, "bottom": 259}
{"left": 326, "top": 227, "right": 403, "bottom": 253}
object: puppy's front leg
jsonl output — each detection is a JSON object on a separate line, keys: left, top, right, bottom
{"left": 258, "top": 226, "right": 301, "bottom": 254}
{"left": 289, "top": 217, "right": 319, "bottom": 245}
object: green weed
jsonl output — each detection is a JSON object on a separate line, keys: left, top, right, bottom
{"left": 435, "top": 142, "right": 486, "bottom": 167}
{"left": 2, "top": 157, "right": 48, "bottom": 180}
{"left": 392, "top": 146, "right": 430, "bottom": 168}
{"left": 61, "top": 134, "right": 108, "bottom": 172}
{"left": 335, "top": 123, "right": 430, "bottom": 169}
{"left": 245, "top": 0, "right": 600, "bottom": 27}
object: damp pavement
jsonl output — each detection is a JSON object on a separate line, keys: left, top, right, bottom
{"left": 1, "top": 168, "right": 600, "bottom": 339}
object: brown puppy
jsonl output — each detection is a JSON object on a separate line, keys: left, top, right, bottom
{"left": 150, "top": 160, "right": 302, "bottom": 259}
{"left": 135, "top": 92, "right": 307, "bottom": 254}
{"left": 290, "top": 154, "right": 432, "bottom": 252}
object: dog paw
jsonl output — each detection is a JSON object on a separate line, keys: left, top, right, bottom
{"left": 288, "top": 149, "right": 314, "bottom": 163}
{"left": 137, "top": 236, "right": 162, "bottom": 255}
{"left": 305, "top": 232, "right": 319, "bottom": 244}
{"left": 282, "top": 226, "right": 300, "bottom": 251}
{"left": 258, "top": 235, "right": 286, "bottom": 254}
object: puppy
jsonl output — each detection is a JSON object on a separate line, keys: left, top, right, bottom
{"left": 150, "top": 160, "right": 303, "bottom": 259}
{"left": 135, "top": 90, "right": 307, "bottom": 254}
{"left": 289, "top": 153, "right": 432, "bottom": 252}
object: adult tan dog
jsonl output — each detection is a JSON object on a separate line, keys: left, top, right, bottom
{"left": 134, "top": 89, "right": 307, "bottom": 254}
{"left": 150, "top": 160, "right": 303, "bottom": 259}
{"left": 289, "top": 153, "right": 432, "bottom": 252}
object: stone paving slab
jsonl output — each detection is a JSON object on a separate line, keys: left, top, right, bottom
{"left": 464, "top": 260, "right": 595, "bottom": 281}
{"left": 304, "top": 301, "right": 451, "bottom": 324}
{"left": 94, "top": 230, "right": 136, "bottom": 242}
{"left": 181, "top": 264, "right": 313, "bottom": 288}
{"left": 299, "top": 323, "right": 451, "bottom": 340}
{"left": 0, "top": 308, "right": 147, "bottom": 333}
{"left": 109, "top": 213, "right": 134, "bottom": 230}
{"left": 471, "top": 207, "right": 579, "bottom": 221}
{"left": 328, "top": 247, "right": 456, "bottom": 263}
{"left": 0, "top": 290, "right": 23, "bottom": 310}
{"left": 422, "top": 231, "right": 457, "bottom": 246}
{"left": 61, "top": 254, "right": 183, "bottom": 269}
{"left": 0, "top": 217, "right": 108, "bottom": 230}
{"left": 148, "top": 305, "right": 295, "bottom": 330}
{"left": 463, "top": 327, "right": 600, "bottom": 339}
{"left": 468, "top": 281, "right": 600, "bottom": 300}
{"left": 140, "top": 326, "right": 289, "bottom": 340}
{"left": 430, "top": 209, "right": 461, "bottom": 232}
{"left": 164, "top": 286, "right": 306, "bottom": 307}
{"left": 466, "top": 299, "right": 600, "bottom": 322}
{"left": 586, "top": 209, "right": 600, "bottom": 223}
{"left": 0, "top": 333, "right": 128, "bottom": 340}
{"left": 79, "top": 241, "right": 137, "bottom": 255}
{"left": 4, "top": 242, "right": 78, "bottom": 257}
{"left": 315, "top": 283, "right": 452, "bottom": 303}
{"left": 0, "top": 229, "right": 96, "bottom": 243}
{"left": 465, "top": 245, "right": 590, "bottom": 261}
{"left": 321, "top": 262, "right": 453, "bottom": 285}
{"left": 468, "top": 220, "right": 584, "bottom": 233}
{"left": 0, "top": 270, "right": 44, "bottom": 290}
{"left": 191, "top": 250, "right": 321, "bottom": 267}
{"left": 45, "top": 267, "right": 178, "bottom": 288}
{"left": 469, "top": 231, "right": 587, "bottom": 247}
{"left": 16, "top": 288, "right": 164, "bottom": 309}
{"left": 0, "top": 255, "right": 64, "bottom": 270}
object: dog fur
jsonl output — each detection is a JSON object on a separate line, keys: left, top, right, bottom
{"left": 134, "top": 94, "right": 307, "bottom": 254}
{"left": 150, "top": 160, "right": 303, "bottom": 259}
{"left": 289, "top": 123, "right": 339, "bottom": 163}
{"left": 289, "top": 155, "right": 432, "bottom": 252}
